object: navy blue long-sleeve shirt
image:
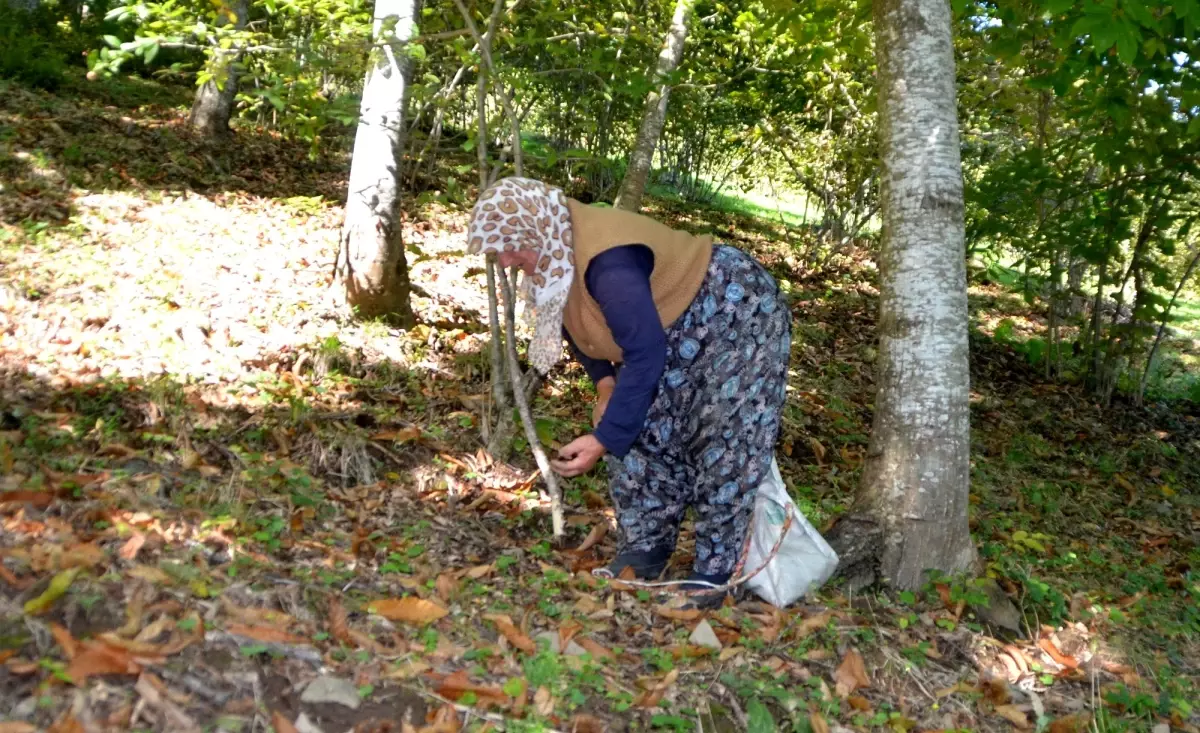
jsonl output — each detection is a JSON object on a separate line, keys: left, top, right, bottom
{"left": 562, "top": 245, "right": 666, "bottom": 457}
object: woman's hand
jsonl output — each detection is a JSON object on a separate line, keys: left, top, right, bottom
{"left": 551, "top": 434, "right": 606, "bottom": 477}
{"left": 592, "top": 376, "right": 616, "bottom": 428}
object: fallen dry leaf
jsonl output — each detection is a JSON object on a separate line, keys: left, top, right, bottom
{"left": 534, "top": 685, "right": 554, "bottom": 716}
{"left": 979, "top": 675, "right": 1012, "bottom": 704}
{"left": 1047, "top": 714, "right": 1091, "bottom": 733}
{"left": 133, "top": 615, "right": 173, "bottom": 645}
{"left": 50, "top": 623, "right": 78, "bottom": 660}
{"left": 224, "top": 623, "right": 306, "bottom": 645}
{"left": 1038, "top": 637, "right": 1079, "bottom": 670}
{"left": 936, "top": 681, "right": 978, "bottom": 698}
{"left": 654, "top": 605, "right": 703, "bottom": 622}
{"left": 0, "top": 490, "right": 55, "bottom": 508}
{"left": 834, "top": 649, "right": 871, "bottom": 698}
{"left": 809, "top": 437, "right": 827, "bottom": 464}
{"left": 994, "top": 704, "right": 1031, "bottom": 729}
{"left": 574, "top": 594, "right": 606, "bottom": 615}
{"left": 1100, "top": 660, "right": 1139, "bottom": 685}
{"left": 328, "top": 597, "right": 355, "bottom": 647}
{"left": 127, "top": 565, "right": 171, "bottom": 584}
{"left": 608, "top": 564, "right": 640, "bottom": 591}
{"left": 369, "top": 596, "right": 448, "bottom": 625}
{"left": 417, "top": 705, "right": 462, "bottom": 733}
{"left": 810, "top": 712, "right": 830, "bottom": 733}
{"left": 387, "top": 660, "right": 431, "bottom": 680}
{"left": 65, "top": 640, "right": 142, "bottom": 685}
{"left": 436, "top": 572, "right": 458, "bottom": 602}
{"left": 60, "top": 542, "right": 106, "bottom": 569}
{"left": 559, "top": 619, "right": 583, "bottom": 649}
{"left": 0, "top": 564, "right": 31, "bottom": 589}
{"left": 373, "top": 426, "right": 422, "bottom": 443}
{"left": 271, "top": 711, "right": 300, "bottom": 733}
{"left": 96, "top": 631, "right": 176, "bottom": 658}
{"left": 1003, "top": 645, "right": 1031, "bottom": 675}
{"left": 119, "top": 532, "right": 146, "bottom": 561}
{"left": 847, "top": 695, "right": 872, "bottom": 712}
{"left": 568, "top": 713, "right": 607, "bottom": 733}
{"left": 0, "top": 723, "right": 38, "bottom": 733}
{"left": 483, "top": 613, "right": 536, "bottom": 654}
{"left": 46, "top": 716, "right": 84, "bottom": 733}
{"left": 221, "top": 598, "right": 297, "bottom": 628}
{"left": 157, "top": 611, "right": 204, "bottom": 656}
{"left": 465, "top": 564, "right": 494, "bottom": 579}
{"left": 635, "top": 668, "right": 678, "bottom": 708}
{"left": 577, "top": 637, "right": 615, "bottom": 661}
{"left": 795, "top": 610, "right": 834, "bottom": 637}
{"left": 573, "top": 523, "right": 608, "bottom": 554}
{"left": 432, "top": 669, "right": 509, "bottom": 708}
{"left": 115, "top": 588, "right": 147, "bottom": 638}
{"left": 6, "top": 658, "right": 40, "bottom": 675}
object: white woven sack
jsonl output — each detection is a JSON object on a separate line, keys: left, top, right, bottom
{"left": 744, "top": 457, "right": 839, "bottom": 607}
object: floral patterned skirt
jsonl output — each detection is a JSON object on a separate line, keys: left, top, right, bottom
{"left": 605, "top": 244, "right": 792, "bottom": 576}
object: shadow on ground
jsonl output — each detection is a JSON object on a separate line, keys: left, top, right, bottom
{"left": 0, "top": 71, "right": 350, "bottom": 227}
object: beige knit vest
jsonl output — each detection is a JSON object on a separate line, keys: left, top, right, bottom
{"left": 561, "top": 198, "right": 713, "bottom": 363}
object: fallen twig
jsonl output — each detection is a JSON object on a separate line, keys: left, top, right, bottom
{"left": 204, "top": 630, "right": 322, "bottom": 663}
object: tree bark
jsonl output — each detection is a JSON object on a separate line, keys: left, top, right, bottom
{"left": 860, "top": 0, "right": 975, "bottom": 590}
{"left": 613, "top": 0, "right": 692, "bottom": 211}
{"left": 189, "top": 0, "right": 249, "bottom": 139}
{"left": 333, "top": 0, "right": 421, "bottom": 326}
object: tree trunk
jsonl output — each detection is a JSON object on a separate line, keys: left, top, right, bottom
{"left": 1066, "top": 258, "right": 1087, "bottom": 318}
{"left": 859, "top": 0, "right": 975, "bottom": 590}
{"left": 188, "top": 0, "right": 249, "bottom": 139}
{"left": 613, "top": 0, "right": 692, "bottom": 211}
{"left": 1139, "top": 242, "right": 1200, "bottom": 403}
{"left": 333, "top": 0, "right": 421, "bottom": 326}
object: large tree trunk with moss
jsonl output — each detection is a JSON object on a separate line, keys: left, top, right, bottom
{"left": 188, "top": 0, "right": 248, "bottom": 139}
{"left": 850, "top": 0, "right": 975, "bottom": 591}
{"left": 613, "top": 0, "right": 692, "bottom": 212}
{"left": 334, "top": 0, "right": 421, "bottom": 325}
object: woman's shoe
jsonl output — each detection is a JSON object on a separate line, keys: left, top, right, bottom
{"left": 678, "top": 571, "right": 731, "bottom": 610}
{"left": 594, "top": 546, "right": 673, "bottom": 580}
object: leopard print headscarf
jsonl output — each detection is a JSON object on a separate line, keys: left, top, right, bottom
{"left": 467, "top": 177, "right": 575, "bottom": 375}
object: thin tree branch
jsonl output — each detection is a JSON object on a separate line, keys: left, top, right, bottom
{"left": 455, "top": 0, "right": 558, "bottom": 536}
{"left": 1139, "top": 237, "right": 1200, "bottom": 402}
{"left": 498, "top": 272, "right": 564, "bottom": 539}
{"left": 453, "top": 0, "right": 523, "bottom": 175}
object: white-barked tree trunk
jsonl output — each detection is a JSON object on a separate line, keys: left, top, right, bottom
{"left": 334, "top": 0, "right": 421, "bottom": 325}
{"left": 613, "top": 0, "right": 692, "bottom": 212}
{"left": 861, "top": 0, "right": 975, "bottom": 590}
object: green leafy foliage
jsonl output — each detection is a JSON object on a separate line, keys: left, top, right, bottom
{"left": 0, "top": 5, "right": 70, "bottom": 90}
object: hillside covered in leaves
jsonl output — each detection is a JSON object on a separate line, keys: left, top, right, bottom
{"left": 1, "top": 71, "right": 1198, "bottom": 732}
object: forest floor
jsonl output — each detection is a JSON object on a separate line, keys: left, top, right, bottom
{"left": 1, "top": 72, "right": 1199, "bottom": 733}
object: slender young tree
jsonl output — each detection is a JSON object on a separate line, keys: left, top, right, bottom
{"left": 859, "top": 0, "right": 975, "bottom": 589}
{"left": 188, "top": 0, "right": 249, "bottom": 138}
{"left": 334, "top": 0, "right": 422, "bottom": 325}
{"left": 613, "top": 0, "right": 692, "bottom": 211}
